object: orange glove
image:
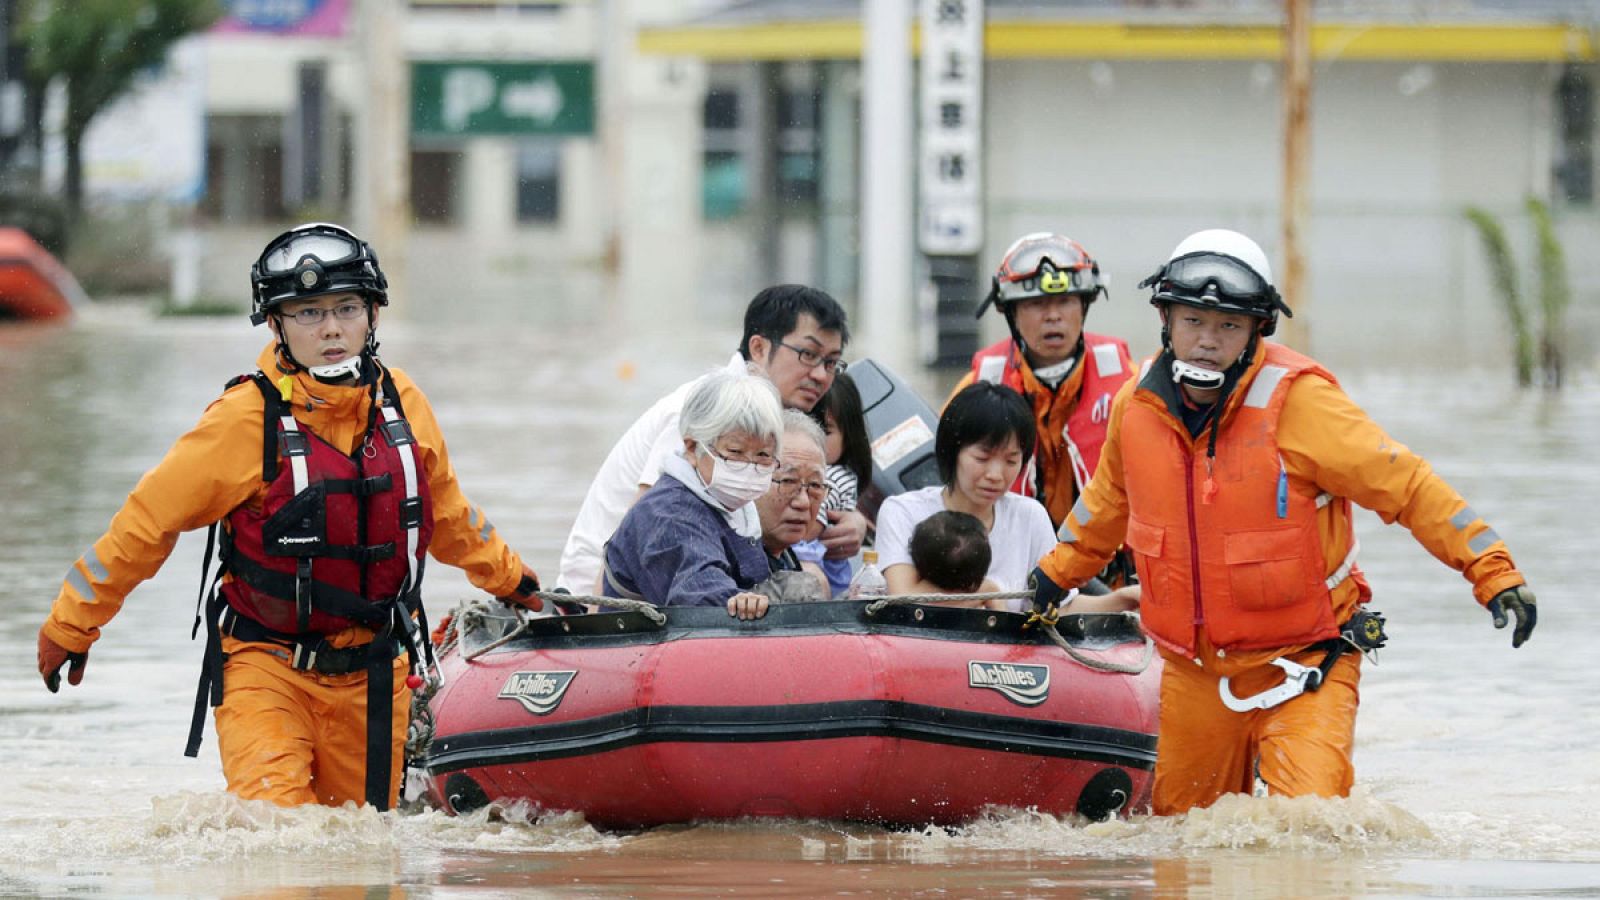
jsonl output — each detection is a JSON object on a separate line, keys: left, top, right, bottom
{"left": 38, "top": 631, "right": 88, "bottom": 693}
{"left": 498, "top": 564, "right": 544, "bottom": 613}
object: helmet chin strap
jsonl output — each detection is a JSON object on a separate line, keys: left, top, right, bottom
{"left": 308, "top": 355, "right": 362, "bottom": 384}
{"left": 1170, "top": 359, "right": 1226, "bottom": 389}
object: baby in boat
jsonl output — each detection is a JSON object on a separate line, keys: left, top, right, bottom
{"left": 905, "top": 511, "right": 1005, "bottom": 608}
{"left": 908, "top": 510, "right": 1141, "bottom": 613}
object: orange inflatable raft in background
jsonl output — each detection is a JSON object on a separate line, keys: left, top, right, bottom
{"left": 0, "top": 227, "right": 85, "bottom": 321}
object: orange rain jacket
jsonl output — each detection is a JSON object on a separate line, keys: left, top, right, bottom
{"left": 1038, "top": 341, "right": 1526, "bottom": 672}
{"left": 948, "top": 333, "right": 1135, "bottom": 528}
{"left": 41, "top": 344, "right": 529, "bottom": 658}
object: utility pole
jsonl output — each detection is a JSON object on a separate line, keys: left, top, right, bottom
{"left": 860, "top": 0, "right": 914, "bottom": 371}
{"left": 1279, "top": 0, "right": 1311, "bottom": 351}
{"left": 355, "top": 0, "right": 409, "bottom": 311}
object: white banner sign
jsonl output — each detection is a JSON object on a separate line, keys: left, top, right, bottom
{"left": 918, "top": 0, "right": 984, "bottom": 256}
{"left": 77, "top": 38, "right": 207, "bottom": 203}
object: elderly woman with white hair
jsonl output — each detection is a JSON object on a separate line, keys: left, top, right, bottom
{"left": 601, "top": 369, "right": 785, "bottom": 619}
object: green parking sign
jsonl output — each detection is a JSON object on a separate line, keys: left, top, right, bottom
{"left": 412, "top": 61, "right": 595, "bottom": 137}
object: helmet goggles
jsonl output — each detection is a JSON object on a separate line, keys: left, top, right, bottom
{"left": 1142, "top": 251, "right": 1291, "bottom": 321}
{"left": 993, "top": 259, "right": 1101, "bottom": 305}
{"left": 251, "top": 223, "right": 387, "bottom": 325}
{"left": 979, "top": 234, "right": 1104, "bottom": 317}
{"left": 258, "top": 230, "right": 363, "bottom": 275}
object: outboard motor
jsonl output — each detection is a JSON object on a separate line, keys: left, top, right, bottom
{"left": 846, "top": 358, "right": 943, "bottom": 523}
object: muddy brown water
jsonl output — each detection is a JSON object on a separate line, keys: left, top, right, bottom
{"left": 2, "top": 307, "right": 1596, "bottom": 897}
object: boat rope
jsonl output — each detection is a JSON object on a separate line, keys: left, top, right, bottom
{"left": 459, "top": 606, "right": 535, "bottom": 661}
{"left": 404, "top": 676, "right": 437, "bottom": 763}
{"left": 433, "top": 596, "right": 508, "bottom": 657}
{"left": 1043, "top": 613, "right": 1155, "bottom": 675}
{"left": 534, "top": 592, "right": 670, "bottom": 626}
{"left": 861, "top": 590, "right": 1031, "bottom": 612}
{"left": 440, "top": 593, "right": 669, "bottom": 661}
{"left": 437, "top": 591, "right": 1151, "bottom": 675}
{"left": 865, "top": 593, "right": 1154, "bottom": 675}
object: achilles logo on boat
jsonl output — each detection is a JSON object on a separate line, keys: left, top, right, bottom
{"left": 497, "top": 670, "right": 577, "bottom": 715}
{"left": 967, "top": 661, "right": 1050, "bottom": 706}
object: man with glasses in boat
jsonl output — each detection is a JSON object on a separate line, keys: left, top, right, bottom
{"left": 559, "top": 284, "right": 866, "bottom": 598}
{"left": 1027, "top": 228, "right": 1537, "bottom": 816}
{"left": 750, "top": 411, "right": 834, "bottom": 604}
{"left": 36, "top": 223, "right": 543, "bottom": 811}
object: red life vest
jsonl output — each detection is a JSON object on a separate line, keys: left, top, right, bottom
{"left": 221, "top": 372, "right": 433, "bottom": 636}
{"left": 970, "top": 333, "right": 1132, "bottom": 501}
{"left": 1120, "top": 343, "right": 1369, "bottom": 655}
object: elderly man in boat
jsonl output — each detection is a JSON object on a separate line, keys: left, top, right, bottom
{"left": 749, "top": 410, "right": 832, "bottom": 604}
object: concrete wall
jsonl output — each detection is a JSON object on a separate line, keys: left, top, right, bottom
{"left": 976, "top": 58, "right": 1593, "bottom": 371}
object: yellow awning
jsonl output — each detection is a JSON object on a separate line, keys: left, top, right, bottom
{"left": 637, "top": 20, "right": 1596, "bottom": 63}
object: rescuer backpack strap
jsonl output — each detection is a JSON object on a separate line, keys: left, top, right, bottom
{"left": 185, "top": 373, "right": 269, "bottom": 758}
{"left": 363, "top": 365, "right": 429, "bottom": 811}
{"left": 184, "top": 524, "right": 229, "bottom": 759}
{"left": 374, "top": 368, "right": 425, "bottom": 605}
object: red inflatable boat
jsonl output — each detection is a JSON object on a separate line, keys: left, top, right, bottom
{"left": 0, "top": 227, "right": 85, "bottom": 321}
{"left": 416, "top": 601, "right": 1160, "bottom": 828}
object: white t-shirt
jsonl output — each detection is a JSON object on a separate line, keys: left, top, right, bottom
{"left": 557, "top": 353, "right": 749, "bottom": 593}
{"left": 874, "top": 486, "right": 1057, "bottom": 606}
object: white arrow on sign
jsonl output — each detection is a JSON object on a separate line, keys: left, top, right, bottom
{"left": 500, "top": 76, "right": 564, "bottom": 125}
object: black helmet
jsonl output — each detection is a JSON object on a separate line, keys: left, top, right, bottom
{"left": 250, "top": 223, "right": 387, "bottom": 326}
{"left": 1139, "top": 229, "right": 1292, "bottom": 336}
{"left": 976, "top": 233, "right": 1105, "bottom": 319}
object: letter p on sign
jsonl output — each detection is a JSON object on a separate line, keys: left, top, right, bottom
{"left": 443, "top": 68, "right": 495, "bottom": 132}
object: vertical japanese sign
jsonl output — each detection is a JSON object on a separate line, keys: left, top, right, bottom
{"left": 918, "top": 0, "right": 984, "bottom": 256}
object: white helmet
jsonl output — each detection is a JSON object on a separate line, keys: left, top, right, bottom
{"left": 1140, "top": 229, "right": 1292, "bottom": 336}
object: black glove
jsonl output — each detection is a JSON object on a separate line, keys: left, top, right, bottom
{"left": 497, "top": 564, "right": 544, "bottom": 613}
{"left": 39, "top": 632, "right": 89, "bottom": 693}
{"left": 1486, "top": 585, "right": 1537, "bottom": 648}
{"left": 1028, "top": 566, "right": 1068, "bottom": 616}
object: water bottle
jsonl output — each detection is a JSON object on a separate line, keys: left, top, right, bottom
{"left": 847, "top": 549, "right": 888, "bottom": 599}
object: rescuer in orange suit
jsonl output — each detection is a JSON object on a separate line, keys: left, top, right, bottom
{"left": 1027, "top": 228, "right": 1536, "bottom": 816}
{"left": 948, "top": 233, "right": 1134, "bottom": 531}
{"left": 36, "top": 223, "right": 543, "bottom": 811}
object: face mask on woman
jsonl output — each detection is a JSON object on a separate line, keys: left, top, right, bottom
{"left": 702, "top": 451, "right": 773, "bottom": 509}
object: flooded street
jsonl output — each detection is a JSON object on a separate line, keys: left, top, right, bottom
{"left": 2, "top": 305, "right": 1598, "bottom": 898}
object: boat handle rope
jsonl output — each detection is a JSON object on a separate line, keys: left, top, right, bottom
{"left": 454, "top": 593, "right": 669, "bottom": 661}
{"left": 863, "top": 590, "right": 1031, "bottom": 611}
{"left": 443, "top": 592, "right": 1153, "bottom": 675}
{"left": 864, "top": 593, "right": 1156, "bottom": 676}
{"left": 1044, "top": 615, "right": 1155, "bottom": 675}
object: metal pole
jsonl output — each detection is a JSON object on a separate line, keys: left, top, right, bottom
{"left": 1280, "top": 0, "right": 1311, "bottom": 352}
{"left": 597, "top": 0, "right": 623, "bottom": 311}
{"left": 355, "top": 0, "right": 410, "bottom": 311}
{"left": 860, "top": 0, "right": 914, "bottom": 371}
